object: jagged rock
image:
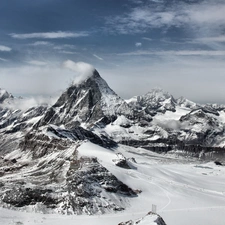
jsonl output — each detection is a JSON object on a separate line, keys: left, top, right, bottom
{"left": 0, "top": 154, "right": 137, "bottom": 214}
{"left": 179, "top": 108, "right": 224, "bottom": 146}
{"left": 2, "top": 188, "right": 57, "bottom": 208}
{"left": 37, "top": 69, "right": 132, "bottom": 129}
{"left": 0, "top": 88, "right": 13, "bottom": 103}
{"left": 118, "top": 212, "right": 167, "bottom": 225}
{"left": 112, "top": 153, "right": 136, "bottom": 169}
{"left": 214, "top": 161, "right": 222, "bottom": 166}
{"left": 128, "top": 88, "right": 177, "bottom": 117}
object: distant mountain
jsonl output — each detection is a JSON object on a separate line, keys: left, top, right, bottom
{"left": 176, "top": 96, "right": 199, "bottom": 109}
{"left": 127, "top": 88, "right": 177, "bottom": 116}
{"left": 0, "top": 88, "right": 13, "bottom": 103}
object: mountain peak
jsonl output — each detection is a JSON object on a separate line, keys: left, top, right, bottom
{"left": 145, "top": 88, "right": 172, "bottom": 100}
{"left": 38, "top": 68, "right": 132, "bottom": 128}
{"left": 73, "top": 68, "right": 101, "bottom": 86}
{"left": 0, "top": 88, "right": 13, "bottom": 103}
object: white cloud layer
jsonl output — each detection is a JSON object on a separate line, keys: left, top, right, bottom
{"left": 0, "top": 45, "right": 11, "bottom": 51}
{"left": 0, "top": 57, "right": 8, "bottom": 62}
{"left": 135, "top": 42, "right": 142, "bottom": 47}
{"left": 0, "top": 65, "right": 75, "bottom": 97}
{"left": 118, "top": 50, "right": 225, "bottom": 56}
{"left": 3, "top": 95, "right": 57, "bottom": 111}
{"left": 93, "top": 54, "right": 103, "bottom": 60}
{"left": 99, "top": 54, "right": 225, "bottom": 104}
{"left": 106, "top": 0, "right": 225, "bottom": 38}
{"left": 30, "top": 41, "right": 53, "bottom": 46}
{"left": 63, "top": 60, "right": 95, "bottom": 84}
{"left": 196, "top": 36, "right": 225, "bottom": 43}
{"left": 26, "top": 60, "right": 47, "bottom": 66}
{"left": 10, "top": 31, "right": 89, "bottom": 39}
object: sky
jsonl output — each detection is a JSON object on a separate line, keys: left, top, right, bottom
{"left": 0, "top": 0, "right": 225, "bottom": 104}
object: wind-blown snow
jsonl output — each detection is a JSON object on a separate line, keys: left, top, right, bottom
{"left": 63, "top": 60, "right": 95, "bottom": 84}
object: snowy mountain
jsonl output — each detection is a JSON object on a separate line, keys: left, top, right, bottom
{"left": 0, "top": 88, "right": 13, "bottom": 103}
{"left": 38, "top": 69, "right": 132, "bottom": 129}
{"left": 0, "top": 74, "right": 137, "bottom": 215}
{"left": 127, "top": 88, "right": 177, "bottom": 116}
{"left": 0, "top": 67, "right": 225, "bottom": 224}
{"left": 176, "top": 96, "right": 199, "bottom": 109}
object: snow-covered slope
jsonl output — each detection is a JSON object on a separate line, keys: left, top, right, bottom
{"left": 1, "top": 143, "right": 225, "bottom": 225}
{"left": 0, "top": 126, "right": 136, "bottom": 215}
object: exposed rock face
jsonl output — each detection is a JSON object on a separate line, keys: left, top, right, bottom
{"left": 118, "top": 212, "right": 167, "bottom": 225}
{"left": 128, "top": 88, "right": 177, "bottom": 117}
{"left": 179, "top": 108, "right": 224, "bottom": 146}
{"left": 0, "top": 116, "right": 134, "bottom": 214}
{"left": 38, "top": 70, "right": 132, "bottom": 129}
{"left": 0, "top": 155, "right": 137, "bottom": 214}
{"left": 64, "top": 157, "right": 137, "bottom": 214}
{"left": 0, "top": 89, "right": 13, "bottom": 103}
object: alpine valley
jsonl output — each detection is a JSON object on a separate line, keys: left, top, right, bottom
{"left": 0, "top": 68, "right": 225, "bottom": 225}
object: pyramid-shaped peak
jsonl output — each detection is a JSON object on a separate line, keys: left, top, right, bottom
{"left": 39, "top": 65, "right": 132, "bottom": 128}
{"left": 0, "top": 88, "right": 13, "bottom": 103}
{"left": 70, "top": 67, "right": 116, "bottom": 97}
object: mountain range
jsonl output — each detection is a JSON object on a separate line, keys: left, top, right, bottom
{"left": 0, "top": 68, "right": 225, "bottom": 221}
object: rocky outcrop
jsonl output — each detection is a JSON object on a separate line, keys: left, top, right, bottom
{"left": 0, "top": 88, "right": 13, "bottom": 103}
{"left": 118, "top": 212, "right": 167, "bottom": 225}
{"left": 128, "top": 88, "right": 177, "bottom": 117}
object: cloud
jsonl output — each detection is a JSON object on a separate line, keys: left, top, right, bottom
{"left": 0, "top": 45, "right": 11, "bottom": 51}
{"left": 59, "top": 51, "right": 77, "bottom": 54}
{"left": 153, "top": 118, "right": 190, "bottom": 131}
{"left": 93, "top": 54, "right": 104, "bottom": 60}
{"left": 135, "top": 42, "right": 142, "bottom": 47}
{"left": 118, "top": 50, "right": 225, "bottom": 56}
{"left": 30, "top": 41, "right": 53, "bottom": 46}
{"left": 142, "top": 37, "right": 152, "bottom": 41}
{"left": 3, "top": 95, "right": 57, "bottom": 111}
{"left": 0, "top": 65, "right": 75, "bottom": 97}
{"left": 53, "top": 44, "right": 77, "bottom": 54}
{"left": 63, "top": 60, "right": 95, "bottom": 84}
{"left": 53, "top": 44, "right": 76, "bottom": 50}
{"left": 196, "top": 36, "right": 225, "bottom": 43}
{"left": 10, "top": 31, "right": 89, "bottom": 39}
{"left": 106, "top": 1, "right": 225, "bottom": 36}
{"left": 99, "top": 53, "right": 225, "bottom": 104}
{"left": 0, "top": 57, "right": 8, "bottom": 62}
{"left": 26, "top": 60, "right": 47, "bottom": 66}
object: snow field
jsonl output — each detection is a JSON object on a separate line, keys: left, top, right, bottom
{"left": 1, "top": 142, "right": 225, "bottom": 225}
